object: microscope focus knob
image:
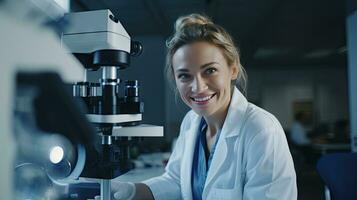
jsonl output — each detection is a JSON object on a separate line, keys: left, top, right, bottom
{"left": 125, "top": 80, "right": 139, "bottom": 102}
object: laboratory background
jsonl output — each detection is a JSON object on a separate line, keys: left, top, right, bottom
{"left": 1, "top": 0, "right": 356, "bottom": 199}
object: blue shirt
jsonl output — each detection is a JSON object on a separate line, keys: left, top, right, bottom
{"left": 191, "top": 119, "right": 221, "bottom": 200}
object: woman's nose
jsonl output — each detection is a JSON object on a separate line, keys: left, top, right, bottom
{"left": 191, "top": 76, "right": 208, "bottom": 93}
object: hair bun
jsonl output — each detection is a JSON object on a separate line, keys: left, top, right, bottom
{"left": 175, "top": 14, "right": 213, "bottom": 32}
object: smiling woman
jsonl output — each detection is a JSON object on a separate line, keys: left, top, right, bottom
{"left": 172, "top": 41, "right": 238, "bottom": 122}
{"left": 112, "top": 14, "right": 297, "bottom": 200}
{"left": 165, "top": 14, "right": 247, "bottom": 96}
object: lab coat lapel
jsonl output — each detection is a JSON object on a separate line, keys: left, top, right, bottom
{"left": 181, "top": 114, "right": 200, "bottom": 200}
{"left": 203, "top": 87, "right": 248, "bottom": 193}
{"left": 204, "top": 133, "right": 228, "bottom": 188}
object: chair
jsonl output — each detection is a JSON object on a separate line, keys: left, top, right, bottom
{"left": 316, "top": 153, "right": 357, "bottom": 200}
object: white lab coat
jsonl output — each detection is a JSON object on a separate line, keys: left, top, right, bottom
{"left": 143, "top": 87, "right": 297, "bottom": 200}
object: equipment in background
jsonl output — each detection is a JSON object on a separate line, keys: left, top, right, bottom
{"left": 62, "top": 9, "right": 163, "bottom": 200}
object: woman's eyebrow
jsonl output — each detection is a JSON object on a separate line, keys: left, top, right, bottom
{"left": 175, "top": 62, "right": 218, "bottom": 73}
{"left": 200, "top": 62, "right": 218, "bottom": 69}
{"left": 175, "top": 68, "right": 189, "bottom": 73}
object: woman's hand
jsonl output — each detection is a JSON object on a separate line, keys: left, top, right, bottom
{"left": 94, "top": 181, "right": 153, "bottom": 200}
{"left": 111, "top": 181, "right": 136, "bottom": 200}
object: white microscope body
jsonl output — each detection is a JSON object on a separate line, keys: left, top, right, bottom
{"left": 62, "top": 9, "right": 163, "bottom": 200}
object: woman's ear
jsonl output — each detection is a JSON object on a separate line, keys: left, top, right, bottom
{"left": 231, "top": 63, "right": 239, "bottom": 80}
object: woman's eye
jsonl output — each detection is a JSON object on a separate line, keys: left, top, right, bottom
{"left": 205, "top": 67, "right": 217, "bottom": 75}
{"left": 177, "top": 73, "right": 190, "bottom": 80}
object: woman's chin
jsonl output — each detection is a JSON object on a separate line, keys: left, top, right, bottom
{"left": 192, "top": 108, "right": 213, "bottom": 117}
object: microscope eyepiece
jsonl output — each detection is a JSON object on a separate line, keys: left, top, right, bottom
{"left": 130, "top": 41, "right": 143, "bottom": 57}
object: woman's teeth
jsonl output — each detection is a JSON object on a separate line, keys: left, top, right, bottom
{"left": 192, "top": 94, "right": 214, "bottom": 102}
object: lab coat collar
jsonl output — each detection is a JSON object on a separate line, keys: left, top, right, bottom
{"left": 181, "top": 87, "right": 248, "bottom": 200}
{"left": 203, "top": 87, "right": 248, "bottom": 196}
{"left": 220, "top": 86, "right": 249, "bottom": 138}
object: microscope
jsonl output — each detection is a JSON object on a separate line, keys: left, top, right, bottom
{"left": 4, "top": 5, "right": 162, "bottom": 199}
{"left": 61, "top": 9, "right": 163, "bottom": 199}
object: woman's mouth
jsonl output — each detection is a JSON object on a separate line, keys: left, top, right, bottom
{"left": 190, "top": 94, "right": 216, "bottom": 105}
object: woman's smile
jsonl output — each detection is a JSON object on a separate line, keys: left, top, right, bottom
{"left": 190, "top": 93, "right": 216, "bottom": 105}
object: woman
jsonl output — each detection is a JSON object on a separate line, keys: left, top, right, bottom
{"left": 113, "top": 14, "right": 297, "bottom": 200}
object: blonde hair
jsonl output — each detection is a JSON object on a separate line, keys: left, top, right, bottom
{"left": 165, "top": 13, "right": 248, "bottom": 95}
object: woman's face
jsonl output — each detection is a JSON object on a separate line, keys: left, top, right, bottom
{"left": 172, "top": 41, "right": 238, "bottom": 118}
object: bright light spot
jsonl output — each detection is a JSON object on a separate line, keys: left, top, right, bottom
{"left": 49, "top": 146, "right": 64, "bottom": 164}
